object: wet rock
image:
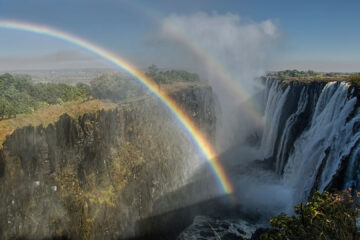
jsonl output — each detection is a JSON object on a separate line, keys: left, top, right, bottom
{"left": 0, "top": 84, "right": 216, "bottom": 240}
{"left": 177, "top": 216, "right": 257, "bottom": 240}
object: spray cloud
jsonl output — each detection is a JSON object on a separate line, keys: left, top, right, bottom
{"left": 156, "top": 12, "right": 280, "bottom": 149}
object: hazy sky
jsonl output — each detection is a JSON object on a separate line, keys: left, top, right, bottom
{"left": 0, "top": 0, "right": 359, "bottom": 72}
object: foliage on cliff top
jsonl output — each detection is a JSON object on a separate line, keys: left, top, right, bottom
{"left": 0, "top": 73, "right": 92, "bottom": 118}
{"left": 145, "top": 64, "right": 200, "bottom": 84}
{"left": 0, "top": 99, "right": 116, "bottom": 148}
{"left": 90, "top": 68, "right": 206, "bottom": 102}
{"left": 261, "top": 190, "right": 360, "bottom": 240}
{"left": 90, "top": 72, "right": 146, "bottom": 102}
{"left": 348, "top": 74, "right": 360, "bottom": 87}
{"left": 266, "top": 70, "right": 350, "bottom": 83}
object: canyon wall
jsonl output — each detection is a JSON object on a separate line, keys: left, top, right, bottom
{"left": 0, "top": 83, "right": 216, "bottom": 240}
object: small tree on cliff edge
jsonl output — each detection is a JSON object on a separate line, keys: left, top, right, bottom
{"left": 261, "top": 190, "right": 360, "bottom": 240}
{"left": 348, "top": 74, "right": 360, "bottom": 87}
{"left": 146, "top": 64, "right": 161, "bottom": 89}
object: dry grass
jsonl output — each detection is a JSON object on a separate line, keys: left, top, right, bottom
{"left": 161, "top": 81, "right": 209, "bottom": 92}
{"left": 0, "top": 99, "right": 117, "bottom": 148}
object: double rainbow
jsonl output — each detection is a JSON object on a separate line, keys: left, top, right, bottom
{"left": 0, "top": 20, "right": 234, "bottom": 194}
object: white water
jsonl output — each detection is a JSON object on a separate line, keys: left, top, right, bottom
{"left": 260, "top": 79, "right": 290, "bottom": 159}
{"left": 275, "top": 87, "right": 308, "bottom": 174}
{"left": 261, "top": 80, "right": 360, "bottom": 204}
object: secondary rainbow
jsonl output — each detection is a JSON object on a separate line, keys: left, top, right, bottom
{"left": 119, "top": 1, "right": 266, "bottom": 127}
{"left": 0, "top": 20, "right": 233, "bottom": 194}
{"left": 161, "top": 20, "right": 265, "bottom": 124}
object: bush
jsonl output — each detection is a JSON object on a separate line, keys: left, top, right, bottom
{"left": 267, "top": 70, "right": 319, "bottom": 78}
{"left": 90, "top": 72, "right": 145, "bottom": 101}
{"left": 0, "top": 73, "right": 92, "bottom": 118}
{"left": 145, "top": 65, "right": 200, "bottom": 84}
{"left": 31, "top": 82, "right": 91, "bottom": 104}
{"left": 261, "top": 190, "right": 360, "bottom": 240}
{"left": 348, "top": 74, "right": 360, "bottom": 87}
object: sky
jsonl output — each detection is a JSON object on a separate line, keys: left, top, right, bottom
{"left": 0, "top": 0, "right": 359, "bottom": 72}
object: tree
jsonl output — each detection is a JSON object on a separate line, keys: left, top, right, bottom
{"left": 0, "top": 97, "right": 10, "bottom": 119}
{"left": 0, "top": 73, "right": 95, "bottom": 118}
{"left": 145, "top": 65, "right": 200, "bottom": 84}
{"left": 90, "top": 72, "right": 145, "bottom": 101}
{"left": 261, "top": 190, "right": 360, "bottom": 240}
{"left": 146, "top": 64, "right": 159, "bottom": 79}
{"left": 348, "top": 74, "right": 360, "bottom": 87}
{"left": 76, "top": 83, "right": 92, "bottom": 100}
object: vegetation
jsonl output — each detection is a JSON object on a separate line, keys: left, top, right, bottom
{"left": 90, "top": 67, "right": 200, "bottom": 101}
{"left": 145, "top": 64, "right": 200, "bottom": 84}
{"left": 348, "top": 74, "right": 360, "bottom": 87}
{"left": 0, "top": 73, "right": 92, "bottom": 119}
{"left": 266, "top": 70, "right": 350, "bottom": 82}
{"left": 267, "top": 70, "right": 319, "bottom": 78}
{"left": 261, "top": 190, "right": 360, "bottom": 240}
{"left": 0, "top": 99, "right": 116, "bottom": 148}
{"left": 267, "top": 70, "right": 360, "bottom": 86}
{"left": 90, "top": 72, "right": 145, "bottom": 101}
{"left": 0, "top": 68, "right": 201, "bottom": 119}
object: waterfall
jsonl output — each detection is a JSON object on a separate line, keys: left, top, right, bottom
{"left": 261, "top": 79, "right": 360, "bottom": 203}
{"left": 260, "top": 79, "right": 290, "bottom": 159}
{"left": 275, "top": 87, "right": 308, "bottom": 174}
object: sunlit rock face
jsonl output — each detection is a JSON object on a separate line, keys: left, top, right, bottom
{"left": 0, "top": 83, "right": 215, "bottom": 240}
{"left": 260, "top": 78, "right": 360, "bottom": 204}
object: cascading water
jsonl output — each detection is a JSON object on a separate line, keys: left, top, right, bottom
{"left": 260, "top": 79, "right": 290, "bottom": 159}
{"left": 275, "top": 87, "right": 308, "bottom": 174}
{"left": 260, "top": 78, "right": 360, "bottom": 203}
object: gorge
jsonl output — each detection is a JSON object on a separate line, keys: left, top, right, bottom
{"left": 175, "top": 76, "right": 360, "bottom": 239}
{"left": 0, "top": 81, "right": 216, "bottom": 240}
{"left": 1, "top": 74, "right": 360, "bottom": 240}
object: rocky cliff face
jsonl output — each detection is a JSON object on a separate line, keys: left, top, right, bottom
{"left": 260, "top": 78, "right": 360, "bottom": 203}
{"left": 0, "top": 83, "right": 215, "bottom": 240}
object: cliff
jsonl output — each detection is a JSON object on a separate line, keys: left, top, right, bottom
{"left": 260, "top": 77, "right": 360, "bottom": 203}
{"left": 0, "top": 99, "right": 117, "bottom": 148}
{"left": 0, "top": 82, "right": 216, "bottom": 240}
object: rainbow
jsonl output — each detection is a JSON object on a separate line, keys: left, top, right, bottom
{"left": 161, "top": 20, "right": 265, "bottom": 118}
{"left": 120, "top": 1, "right": 266, "bottom": 127}
{"left": 0, "top": 20, "right": 234, "bottom": 194}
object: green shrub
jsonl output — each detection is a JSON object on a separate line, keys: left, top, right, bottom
{"left": 348, "top": 74, "right": 360, "bottom": 87}
{"left": 267, "top": 70, "right": 319, "bottom": 78}
{"left": 90, "top": 72, "right": 145, "bottom": 101}
{"left": 0, "top": 73, "right": 92, "bottom": 118}
{"left": 145, "top": 65, "right": 200, "bottom": 84}
{"left": 261, "top": 190, "right": 360, "bottom": 240}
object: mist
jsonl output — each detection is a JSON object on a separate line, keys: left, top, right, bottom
{"left": 147, "top": 13, "right": 295, "bottom": 220}
{"left": 155, "top": 12, "right": 280, "bottom": 150}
